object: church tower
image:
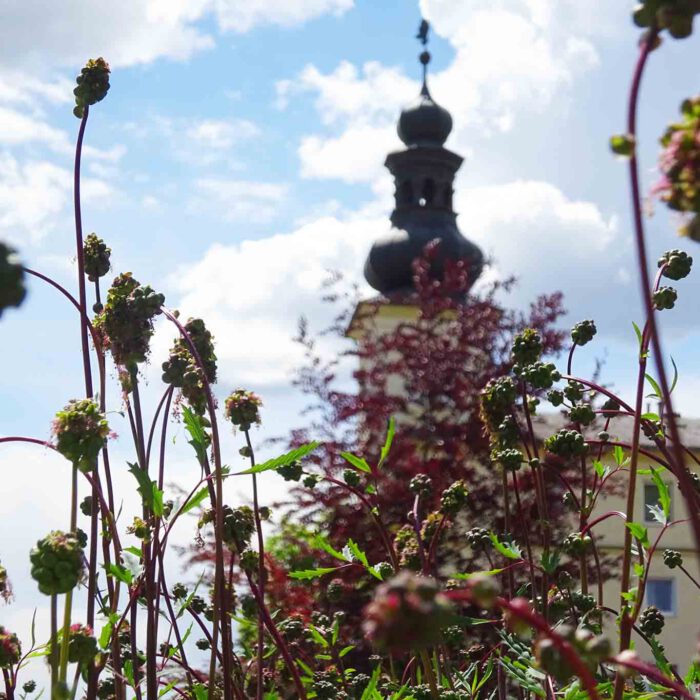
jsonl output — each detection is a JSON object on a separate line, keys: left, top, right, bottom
{"left": 363, "top": 20, "right": 484, "bottom": 298}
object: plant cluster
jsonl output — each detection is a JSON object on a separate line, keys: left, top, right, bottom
{"left": 2, "top": 11, "right": 700, "bottom": 700}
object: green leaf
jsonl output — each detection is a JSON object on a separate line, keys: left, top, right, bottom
{"left": 633, "top": 562, "right": 645, "bottom": 578}
{"left": 540, "top": 550, "right": 560, "bottom": 574}
{"left": 670, "top": 356, "right": 679, "bottom": 395}
{"left": 158, "top": 681, "right": 178, "bottom": 697}
{"left": 338, "top": 645, "right": 355, "bottom": 658}
{"left": 625, "top": 522, "right": 649, "bottom": 548}
{"left": 238, "top": 442, "right": 321, "bottom": 475}
{"left": 489, "top": 532, "right": 522, "bottom": 560}
{"left": 347, "top": 539, "right": 369, "bottom": 567}
{"left": 360, "top": 666, "right": 382, "bottom": 700}
{"left": 592, "top": 459, "right": 605, "bottom": 478}
{"left": 289, "top": 567, "right": 339, "bottom": 580}
{"left": 632, "top": 321, "right": 643, "bottom": 349}
{"left": 128, "top": 462, "right": 163, "bottom": 514}
{"left": 610, "top": 133, "right": 635, "bottom": 156}
{"left": 649, "top": 467, "right": 671, "bottom": 521}
{"left": 180, "top": 486, "right": 209, "bottom": 516}
{"left": 105, "top": 563, "right": 133, "bottom": 585}
{"left": 452, "top": 568, "right": 505, "bottom": 580}
{"left": 152, "top": 482, "right": 164, "bottom": 517}
{"left": 613, "top": 445, "right": 626, "bottom": 467}
{"left": 331, "top": 617, "right": 340, "bottom": 646}
{"left": 191, "top": 684, "right": 208, "bottom": 700}
{"left": 377, "top": 417, "right": 395, "bottom": 469}
{"left": 182, "top": 405, "right": 210, "bottom": 465}
{"left": 124, "top": 546, "right": 142, "bottom": 559}
{"left": 296, "top": 658, "right": 314, "bottom": 678}
{"left": 99, "top": 620, "right": 113, "bottom": 650}
{"left": 649, "top": 637, "right": 673, "bottom": 678}
{"left": 308, "top": 625, "right": 329, "bottom": 648}
{"left": 312, "top": 534, "right": 349, "bottom": 562}
{"left": 645, "top": 373, "right": 663, "bottom": 400}
{"left": 340, "top": 452, "right": 372, "bottom": 473}
{"left": 123, "top": 659, "right": 135, "bottom": 687}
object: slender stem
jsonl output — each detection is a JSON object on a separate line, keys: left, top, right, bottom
{"left": 50, "top": 594, "right": 59, "bottom": 699}
{"left": 159, "top": 309, "right": 233, "bottom": 700}
{"left": 244, "top": 430, "right": 265, "bottom": 700}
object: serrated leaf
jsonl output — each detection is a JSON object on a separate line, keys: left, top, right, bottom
{"left": 238, "top": 442, "right": 321, "bottom": 475}
{"left": 128, "top": 462, "right": 162, "bottom": 514}
{"left": 489, "top": 532, "right": 522, "bottom": 560}
{"left": 340, "top": 452, "right": 372, "bottom": 473}
{"left": 626, "top": 522, "right": 649, "bottom": 548}
{"left": 347, "top": 539, "right": 368, "bottom": 567}
{"left": 289, "top": 567, "right": 339, "bottom": 580}
{"left": 180, "top": 486, "right": 209, "bottom": 516}
{"left": 312, "top": 534, "right": 349, "bottom": 562}
{"left": 649, "top": 467, "right": 671, "bottom": 521}
{"left": 633, "top": 562, "right": 645, "bottom": 578}
{"left": 377, "top": 417, "right": 395, "bottom": 469}
{"left": 540, "top": 550, "right": 560, "bottom": 574}
{"left": 105, "top": 562, "right": 133, "bottom": 585}
{"left": 182, "top": 406, "right": 210, "bottom": 465}
{"left": 646, "top": 504, "right": 666, "bottom": 525}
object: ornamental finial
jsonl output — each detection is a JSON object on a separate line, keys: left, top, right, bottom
{"left": 416, "top": 19, "right": 431, "bottom": 94}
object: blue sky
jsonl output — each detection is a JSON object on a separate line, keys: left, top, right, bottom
{"left": 2, "top": 0, "right": 700, "bottom": 669}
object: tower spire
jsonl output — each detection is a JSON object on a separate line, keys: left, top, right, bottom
{"left": 416, "top": 18, "right": 431, "bottom": 95}
{"left": 361, "top": 18, "right": 485, "bottom": 298}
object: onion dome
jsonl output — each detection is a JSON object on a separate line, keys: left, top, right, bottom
{"left": 398, "top": 84, "right": 453, "bottom": 147}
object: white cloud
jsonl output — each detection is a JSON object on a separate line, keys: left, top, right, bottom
{"left": 0, "top": 152, "right": 115, "bottom": 244}
{"left": 0, "top": 106, "right": 71, "bottom": 151}
{"left": 168, "top": 214, "right": 380, "bottom": 386}
{"left": 280, "top": 0, "right": 607, "bottom": 184}
{"left": 0, "top": 0, "right": 354, "bottom": 77}
{"left": 299, "top": 124, "right": 397, "bottom": 183}
{"left": 188, "top": 178, "right": 290, "bottom": 224}
{"left": 213, "top": 0, "right": 354, "bottom": 33}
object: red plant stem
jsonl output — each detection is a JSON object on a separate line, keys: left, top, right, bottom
{"left": 447, "top": 591, "right": 601, "bottom": 700}
{"left": 624, "top": 29, "right": 700, "bottom": 564}
{"left": 610, "top": 655, "right": 694, "bottom": 699}
{"left": 323, "top": 475, "right": 399, "bottom": 569}
{"left": 511, "top": 471, "right": 537, "bottom": 598}
{"left": 2, "top": 669, "right": 14, "bottom": 700}
{"left": 159, "top": 308, "right": 232, "bottom": 700}
{"left": 73, "top": 107, "right": 94, "bottom": 399}
{"left": 244, "top": 573, "right": 307, "bottom": 699}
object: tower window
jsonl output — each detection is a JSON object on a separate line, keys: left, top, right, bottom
{"left": 646, "top": 578, "right": 676, "bottom": 615}
{"left": 399, "top": 180, "right": 413, "bottom": 205}
{"left": 422, "top": 178, "right": 435, "bottom": 205}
